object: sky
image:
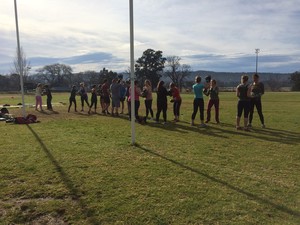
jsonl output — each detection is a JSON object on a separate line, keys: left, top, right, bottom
{"left": 1, "top": 0, "right": 300, "bottom": 75}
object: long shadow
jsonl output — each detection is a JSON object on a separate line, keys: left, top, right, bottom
{"left": 26, "top": 125, "right": 99, "bottom": 225}
{"left": 135, "top": 143, "right": 300, "bottom": 218}
{"left": 221, "top": 122, "right": 300, "bottom": 145}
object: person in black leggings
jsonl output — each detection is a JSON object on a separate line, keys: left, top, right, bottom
{"left": 236, "top": 75, "right": 251, "bottom": 131}
{"left": 248, "top": 73, "right": 265, "bottom": 128}
{"left": 156, "top": 81, "right": 169, "bottom": 124}
{"left": 79, "top": 82, "right": 90, "bottom": 112}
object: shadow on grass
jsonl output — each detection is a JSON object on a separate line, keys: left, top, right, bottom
{"left": 26, "top": 124, "right": 99, "bottom": 225}
{"left": 135, "top": 143, "right": 300, "bottom": 218}
{"left": 219, "top": 122, "right": 300, "bottom": 145}
{"left": 36, "top": 110, "right": 59, "bottom": 115}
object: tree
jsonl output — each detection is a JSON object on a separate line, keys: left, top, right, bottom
{"left": 164, "top": 56, "right": 191, "bottom": 91}
{"left": 290, "top": 71, "right": 300, "bottom": 91}
{"left": 36, "top": 63, "right": 73, "bottom": 86}
{"left": 99, "top": 68, "right": 118, "bottom": 84}
{"left": 135, "top": 49, "right": 166, "bottom": 88}
{"left": 11, "top": 47, "right": 31, "bottom": 83}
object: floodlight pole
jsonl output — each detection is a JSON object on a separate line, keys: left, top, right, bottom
{"left": 14, "top": 0, "right": 26, "bottom": 117}
{"left": 255, "top": 48, "right": 260, "bottom": 73}
{"left": 129, "top": 0, "right": 135, "bottom": 145}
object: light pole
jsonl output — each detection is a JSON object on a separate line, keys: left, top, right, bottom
{"left": 255, "top": 48, "right": 260, "bottom": 73}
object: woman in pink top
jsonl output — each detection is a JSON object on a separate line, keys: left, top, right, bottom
{"left": 128, "top": 80, "right": 141, "bottom": 120}
{"left": 142, "top": 79, "right": 154, "bottom": 119}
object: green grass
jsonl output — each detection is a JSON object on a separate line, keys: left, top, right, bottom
{"left": 0, "top": 92, "right": 299, "bottom": 224}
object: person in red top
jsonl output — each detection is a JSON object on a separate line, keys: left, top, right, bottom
{"left": 169, "top": 82, "right": 182, "bottom": 122}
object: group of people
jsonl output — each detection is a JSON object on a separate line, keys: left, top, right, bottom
{"left": 67, "top": 79, "right": 183, "bottom": 125}
{"left": 35, "top": 73, "right": 265, "bottom": 130}
{"left": 35, "top": 83, "right": 52, "bottom": 111}
{"left": 236, "top": 73, "right": 265, "bottom": 131}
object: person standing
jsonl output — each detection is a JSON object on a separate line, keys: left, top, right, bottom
{"left": 205, "top": 79, "right": 220, "bottom": 124}
{"left": 89, "top": 85, "right": 98, "bottom": 114}
{"left": 68, "top": 85, "right": 77, "bottom": 112}
{"left": 119, "top": 80, "right": 127, "bottom": 114}
{"left": 236, "top": 75, "right": 251, "bottom": 131}
{"left": 248, "top": 73, "right": 265, "bottom": 128}
{"left": 101, "top": 79, "right": 111, "bottom": 115}
{"left": 155, "top": 81, "right": 169, "bottom": 124}
{"left": 128, "top": 80, "right": 141, "bottom": 120}
{"left": 43, "top": 85, "right": 53, "bottom": 111}
{"left": 35, "top": 83, "right": 43, "bottom": 111}
{"left": 79, "top": 82, "right": 90, "bottom": 112}
{"left": 169, "top": 82, "right": 182, "bottom": 122}
{"left": 191, "top": 76, "right": 207, "bottom": 127}
{"left": 143, "top": 79, "right": 154, "bottom": 120}
{"left": 110, "top": 78, "right": 121, "bottom": 116}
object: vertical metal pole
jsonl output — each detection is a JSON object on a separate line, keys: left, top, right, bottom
{"left": 255, "top": 48, "right": 260, "bottom": 73}
{"left": 129, "top": 0, "right": 135, "bottom": 145}
{"left": 14, "top": 0, "right": 26, "bottom": 117}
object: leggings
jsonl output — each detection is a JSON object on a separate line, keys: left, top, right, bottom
{"left": 90, "top": 98, "right": 97, "bottom": 110}
{"left": 35, "top": 96, "right": 42, "bottom": 109}
{"left": 249, "top": 98, "right": 264, "bottom": 124}
{"left": 173, "top": 99, "right": 182, "bottom": 117}
{"left": 237, "top": 100, "right": 250, "bottom": 118}
{"left": 206, "top": 99, "right": 219, "bottom": 122}
{"left": 145, "top": 99, "right": 154, "bottom": 118}
{"left": 128, "top": 100, "right": 140, "bottom": 119}
{"left": 191, "top": 98, "right": 204, "bottom": 121}
{"left": 156, "top": 102, "right": 167, "bottom": 122}
{"left": 81, "top": 95, "right": 90, "bottom": 108}
{"left": 69, "top": 98, "right": 77, "bottom": 111}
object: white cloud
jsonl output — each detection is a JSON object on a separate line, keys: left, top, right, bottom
{"left": 0, "top": 0, "right": 299, "bottom": 74}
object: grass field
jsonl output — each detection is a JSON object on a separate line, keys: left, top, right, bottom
{"left": 0, "top": 92, "right": 299, "bottom": 225}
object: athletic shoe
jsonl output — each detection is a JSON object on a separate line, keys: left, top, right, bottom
{"left": 199, "top": 123, "right": 207, "bottom": 128}
{"left": 236, "top": 126, "right": 242, "bottom": 130}
{"left": 262, "top": 124, "right": 266, "bottom": 128}
{"left": 247, "top": 123, "right": 252, "bottom": 128}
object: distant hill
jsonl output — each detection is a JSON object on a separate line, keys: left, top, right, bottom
{"left": 190, "top": 70, "right": 291, "bottom": 83}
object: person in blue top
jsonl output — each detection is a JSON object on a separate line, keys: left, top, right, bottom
{"left": 191, "top": 76, "right": 208, "bottom": 127}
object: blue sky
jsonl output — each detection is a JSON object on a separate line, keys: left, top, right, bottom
{"left": 1, "top": 0, "right": 299, "bottom": 74}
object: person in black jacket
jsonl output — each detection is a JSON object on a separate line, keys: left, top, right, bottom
{"left": 248, "top": 73, "right": 265, "bottom": 128}
{"left": 155, "top": 81, "right": 170, "bottom": 124}
{"left": 68, "top": 85, "right": 77, "bottom": 112}
{"left": 44, "top": 85, "right": 53, "bottom": 111}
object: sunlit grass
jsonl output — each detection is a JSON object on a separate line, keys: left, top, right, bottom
{"left": 0, "top": 92, "right": 299, "bottom": 224}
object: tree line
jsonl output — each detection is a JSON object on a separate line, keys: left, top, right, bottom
{"left": 1, "top": 48, "right": 299, "bottom": 91}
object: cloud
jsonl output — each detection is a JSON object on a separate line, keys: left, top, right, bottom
{"left": 0, "top": 0, "right": 299, "bottom": 74}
